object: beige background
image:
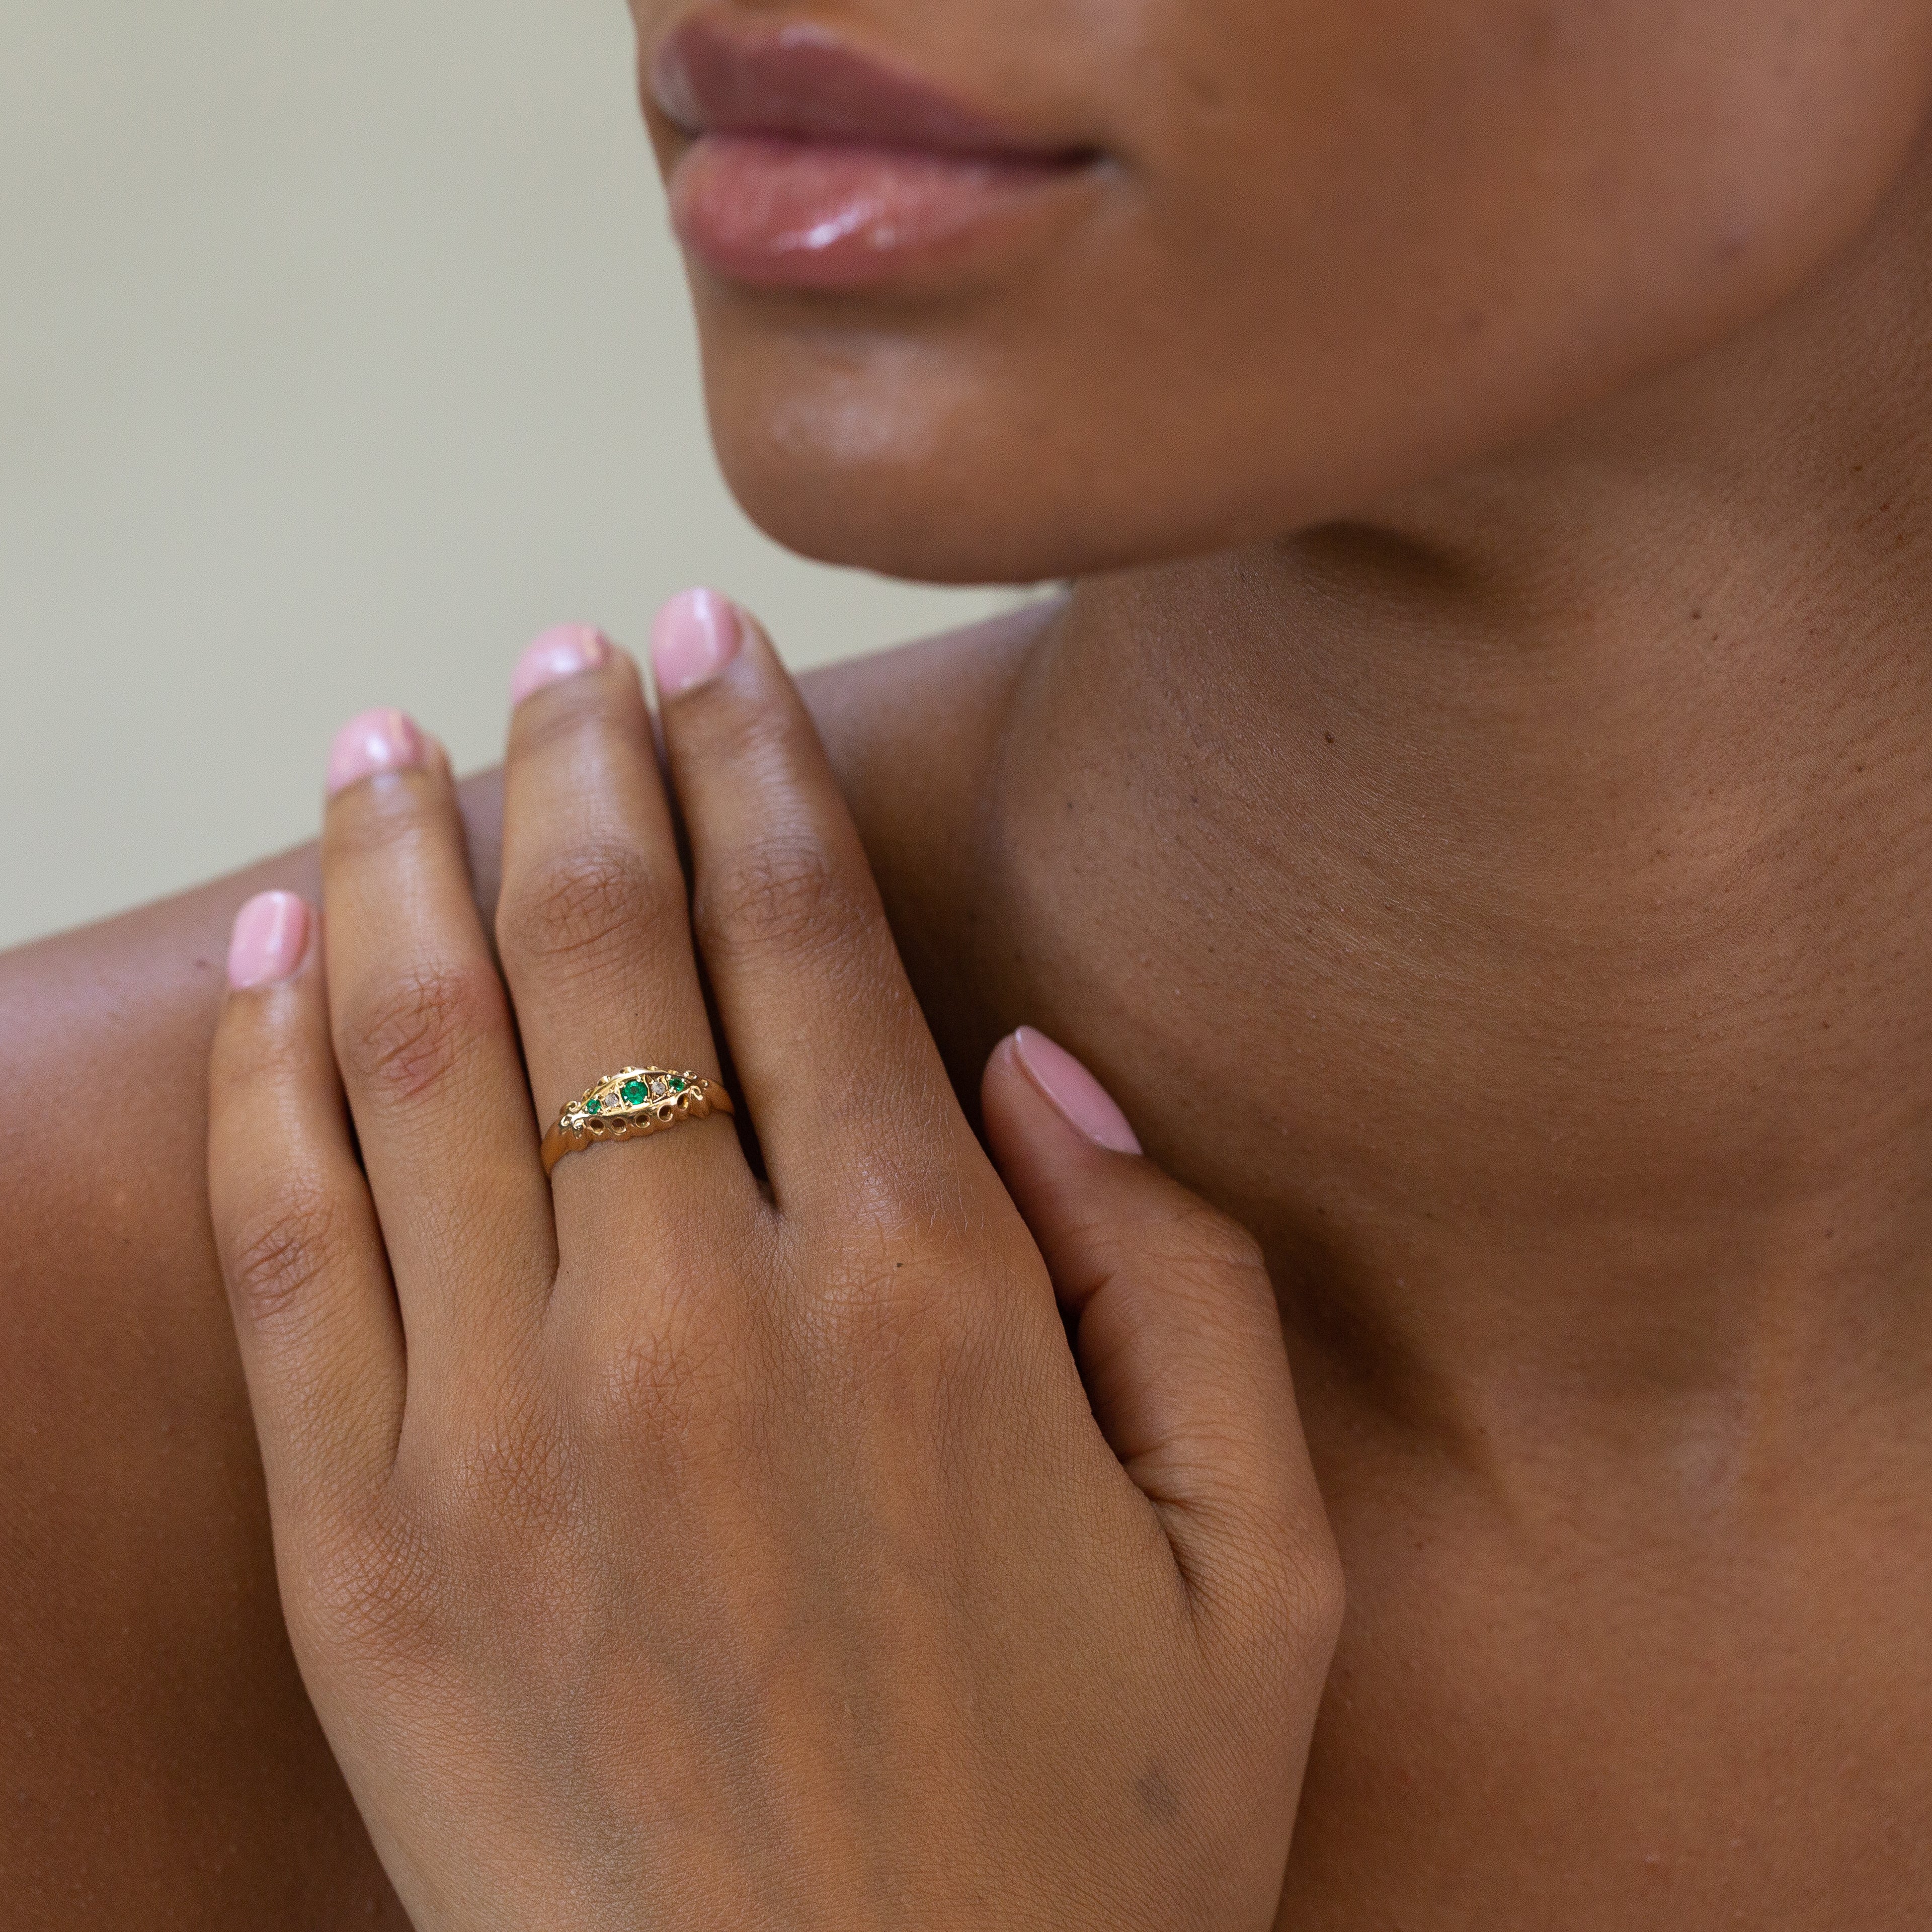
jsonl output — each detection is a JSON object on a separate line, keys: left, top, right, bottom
{"left": 0, "top": 1, "right": 1013, "bottom": 951}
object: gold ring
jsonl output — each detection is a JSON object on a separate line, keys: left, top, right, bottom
{"left": 541, "top": 1065, "right": 734, "bottom": 1177}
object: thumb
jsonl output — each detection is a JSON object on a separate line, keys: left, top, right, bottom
{"left": 982, "top": 1028, "right": 1338, "bottom": 1633}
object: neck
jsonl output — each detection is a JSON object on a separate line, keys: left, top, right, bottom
{"left": 983, "top": 145, "right": 1932, "bottom": 1470}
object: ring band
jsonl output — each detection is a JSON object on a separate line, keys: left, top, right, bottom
{"left": 541, "top": 1065, "right": 734, "bottom": 1177}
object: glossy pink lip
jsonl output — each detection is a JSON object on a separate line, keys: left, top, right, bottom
{"left": 652, "top": 15, "right": 1094, "bottom": 291}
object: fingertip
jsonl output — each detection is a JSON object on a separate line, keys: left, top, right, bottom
{"left": 651, "top": 587, "right": 744, "bottom": 699}
{"left": 326, "top": 708, "right": 427, "bottom": 799}
{"left": 227, "top": 891, "right": 313, "bottom": 991}
{"left": 1002, "top": 1026, "right": 1143, "bottom": 1157}
{"left": 510, "top": 623, "right": 613, "bottom": 706}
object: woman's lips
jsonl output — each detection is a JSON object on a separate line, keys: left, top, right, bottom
{"left": 669, "top": 135, "right": 1079, "bottom": 291}
{"left": 653, "top": 15, "right": 1093, "bottom": 292}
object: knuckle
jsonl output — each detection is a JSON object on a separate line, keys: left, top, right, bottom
{"left": 1172, "top": 1200, "right": 1267, "bottom": 1279}
{"left": 1129, "top": 1197, "right": 1271, "bottom": 1317}
{"left": 1189, "top": 1523, "right": 1341, "bottom": 1706}
{"left": 222, "top": 1174, "right": 352, "bottom": 1332}
{"left": 440, "top": 1388, "right": 580, "bottom": 1542}
{"left": 802, "top": 1265, "right": 1007, "bottom": 1479}
{"left": 498, "top": 839, "right": 679, "bottom": 980}
{"left": 1253, "top": 1537, "right": 1348, "bottom": 1680}
{"left": 695, "top": 833, "right": 858, "bottom": 963}
{"left": 292, "top": 1505, "right": 442, "bottom": 1673}
{"left": 1303, "top": 1543, "right": 1348, "bottom": 1652}
{"left": 337, "top": 961, "right": 497, "bottom": 1107}
{"left": 820, "top": 1278, "right": 974, "bottom": 1399}
{"left": 803, "top": 1214, "right": 1006, "bottom": 1395}
{"left": 585, "top": 1305, "right": 751, "bottom": 1469}
{"left": 1210, "top": 1478, "right": 1345, "bottom": 1681}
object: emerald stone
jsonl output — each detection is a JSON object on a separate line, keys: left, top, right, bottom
{"left": 669, "top": 1076, "right": 686, "bottom": 1092}
{"left": 620, "top": 1078, "right": 648, "bottom": 1107}
{"left": 585, "top": 1095, "right": 602, "bottom": 1115}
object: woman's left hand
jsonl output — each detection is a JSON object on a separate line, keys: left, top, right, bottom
{"left": 208, "top": 594, "right": 1340, "bottom": 1931}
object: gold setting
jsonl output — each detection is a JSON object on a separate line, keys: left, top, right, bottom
{"left": 541, "top": 1065, "right": 734, "bottom": 1176}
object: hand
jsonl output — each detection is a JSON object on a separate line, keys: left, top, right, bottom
{"left": 208, "top": 596, "right": 1341, "bottom": 1931}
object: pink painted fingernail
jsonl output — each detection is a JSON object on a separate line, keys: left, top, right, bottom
{"left": 227, "top": 891, "right": 310, "bottom": 990}
{"left": 326, "top": 708, "right": 426, "bottom": 797}
{"left": 510, "top": 623, "right": 613, "bottom": 705}
{"left": 651, "top": 588, "right": 742, "bottom": 698}
{"left": 1011, "top": 1027, "right": 1143, "bottom": 1155}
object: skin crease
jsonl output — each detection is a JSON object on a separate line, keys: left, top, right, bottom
{"left": 8, "top": 0, "right": 1932, "bottom": 1919}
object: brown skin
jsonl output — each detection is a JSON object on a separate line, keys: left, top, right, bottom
{"left": 202, "top": 619, "right": 1334, "bottom": 1931}
{"left": 10, "top": 0, "right": 1932, "bottom": 1921}
{"left": 659, "top": 0, "right": 1932, "bottom": 582}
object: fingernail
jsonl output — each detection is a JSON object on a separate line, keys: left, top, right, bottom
{"left": 228, "top": 891, "right": 310, "bottom": 990}
{"left": 510, "top": 623, "right": 613, "bottom": 705}
{"left": 651, "top": 587, "right": 742, "bottom": 698}
{"left": 326, "top": 708, "right": 426, "bottom": 797}
{"left": 1011, "top": 1027, "right": 1142, "bottom": 1155}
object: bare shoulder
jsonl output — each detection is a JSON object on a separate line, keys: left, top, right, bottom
{"left": 0, "top": 596, "right": 1045, "bottom": 1918}
{"left": 803, "top": 596, "right": 1048, "bottom": 826}
{"left": 804, "top": 598, "right": 1053, "bottom": 1036}
{"left": 0, "top": 846, "right": 409, "bottom": 1921}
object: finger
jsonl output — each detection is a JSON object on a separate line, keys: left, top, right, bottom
{"left": 493, "top": 627, "right": 752, "bottom": 1237}
{"left": 209, "top": 892, "right": 404, "bottom": 1512}
{"left": 322, "top": 710, "right": 553, "bottom": 1364}
{"left": 653, "top": 590, "right": 965, "bottom": 1210}
{"left": 981, "top": 1028, "right": 1340, "bottom": 1648}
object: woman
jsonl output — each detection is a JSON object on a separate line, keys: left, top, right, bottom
{"left": 8, "top": 0, "right": 1932, "bottom": 1921}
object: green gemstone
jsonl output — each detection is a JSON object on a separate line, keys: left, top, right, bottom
{"left": 620, "top": 1078, "right": 648, "bottom": 1106}
{"left": 670, "top": 1076, "right": 686, "bottom": 1092}
{"left": 584, "top": 1095, "right": 602, "bottom": 1115}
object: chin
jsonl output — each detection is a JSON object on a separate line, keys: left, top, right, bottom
{"left": 721, "top": 459, "right": 1054, "bottom": 587}
{"left": 711, "top": 429, "right": 1089, "bottom": 587}
{"left": 694, "top": 314, "right": 1344, "bottom": 588}
{"left": 695, "top": 319, "right": 1086, "bottom": 585}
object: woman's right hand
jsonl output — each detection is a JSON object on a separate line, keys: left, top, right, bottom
{"left": 207, "top": 596, "right": 1342, "bottom": 1929}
